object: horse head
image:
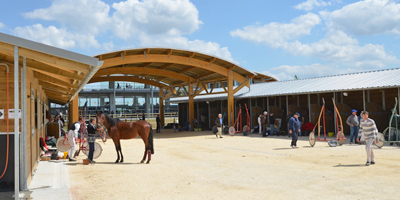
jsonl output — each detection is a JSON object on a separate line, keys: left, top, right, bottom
{"left": 96, "top": 111, "right": 106, "bottom": 126}
{"left": 46, "top": 110, "right": 54, "bottom": 122}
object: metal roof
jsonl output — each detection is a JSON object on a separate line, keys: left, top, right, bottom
{"left": 0, "top": 32, "right": 102, "bottom": 67}
{"left": 169, "top": 68, "right": 400, "bottom": 103}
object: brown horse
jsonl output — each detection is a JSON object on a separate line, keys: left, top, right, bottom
{"left": 96, "top": 111, "right": 154, "bottom": 164}
{"left": 46, "top": 110, "right": 54, "bottom": 122}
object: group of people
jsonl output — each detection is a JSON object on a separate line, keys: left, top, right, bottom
{"left": 214, "top": 108, "right": 381, "bottom": 166}
{"left": 66, "top": 116, "right": 103, "bottom": 164}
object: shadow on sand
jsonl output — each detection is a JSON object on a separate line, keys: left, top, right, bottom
{"left": 333, "top": 164, "right": 365, "bottom": 167}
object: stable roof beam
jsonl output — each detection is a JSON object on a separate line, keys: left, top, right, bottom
{"left": 68, "top": 95, "right": 79, "bottom": 125}
{"left": 227, "top": 69, "right": 234, "bottom": 127}
{"left": 189, "top": 84, "right": 194, "bottom": 128}
{"left": 160, "top": 89, "right": 165, "bottom": 127}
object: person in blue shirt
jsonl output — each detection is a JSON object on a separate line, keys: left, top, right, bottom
{"left": 215, "top": 114, "right": 223, "bottom": 138}
{"left": 288, "top": 113, "right": 301, "bottom": 148}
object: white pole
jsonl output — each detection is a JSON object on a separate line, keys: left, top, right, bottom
{"left": 14, "top": 46, "right": 20, "bottom": 200}
{"left": 20, "top": 57, "right": 27, "bottom": 190}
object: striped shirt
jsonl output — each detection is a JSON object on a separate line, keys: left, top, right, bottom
{"left": 359, "top": 118, "right": 378, "bottom": 139}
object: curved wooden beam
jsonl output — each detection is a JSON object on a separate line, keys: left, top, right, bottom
{"left": 93, "top": 66, "right": 195, "bottom": 83}
{"left": 98, "top": 54, "right": 246, "bottom": 83}
{"left": 89, "top": 76, "right": 168, "bottom": 88}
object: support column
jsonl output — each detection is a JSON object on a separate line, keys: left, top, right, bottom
{"left": 227, "top": 70, "right": 234, "bottom": 127}
{"left": 189, "top": 84, "right": 194, "bottom": 127}
{"left": 382, "top": 90, "right": 386, "bottom": 110}
{"left": 267, "top": 97, "right": 270, "bottom": 123}
{"left": 14, "top": 46, "right": 20, "bottom": 200}
{"left": 308, "top": 94, "right": 311, "bottom": 123}
{"left": 159, "top": 89, "right": 165, "bottom": 127}
{"left": 363, "top": 90, "right": 366, "bottom": 111}
{"left": 69, "top": 95, "right": 79, "bottom": 125}
{"left": 286, "top": 96, "right": 289, "bottom": 115}
{"left": 20, "top": 57, "right": 28, "bottom": 191}
{"left": 145, "top": 93, "right": 150, "bottom": 115}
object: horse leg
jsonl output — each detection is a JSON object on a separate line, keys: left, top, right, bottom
{"left": 113, "top": 139, "right": 120, "bottom": 163}
{"left": 141, "top": 149, "right": 147, "bottom": 163}
{"left": 146, "top": 150, "right": 151, "bottom": 164}
{"left": 119, "top": 145, "right": 124, "bottom": 163}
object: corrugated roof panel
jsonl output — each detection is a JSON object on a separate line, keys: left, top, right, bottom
{"left": 169, "top": 68, "right": 400, "bottom": 103}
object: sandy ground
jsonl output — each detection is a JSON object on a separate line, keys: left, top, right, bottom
{"left": 66, "top": 130, "right": 400, "bottom": 200}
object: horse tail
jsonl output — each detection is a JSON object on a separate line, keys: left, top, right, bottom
{"left": 147, "top": 124, "right": 154, "bottom": 154}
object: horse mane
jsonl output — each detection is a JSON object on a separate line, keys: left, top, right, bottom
{"left": 104, "top": 113, "right": 120, "bottom": 127}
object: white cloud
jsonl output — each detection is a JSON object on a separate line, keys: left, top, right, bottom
{"left": 16, "top": 0, "right": 233, "bottom": 63}
{"left": 138, "top": 34, "right": 235, "bottom": 63}
{"left": 231, "top": 12, "right": 398, "bottom": 69}
{"left": 23, "top": 0, "right": 111, "bottom": 35}
{"left": 14, "top": 24, "right": 100, "bottom": 49}
{"left": 111, "top": 0, "right": 202, "bottom": 39}
{"left": 284, "top": 30, "right": 398, "bottom": 68}
{"left": 262, "top": 63, "right": 354, "bottom": 81}
{"left": 320, "top": 0, "right": 400, "bottom": 36}
{"left": 230, "top": 13, "right": 321, "bottom": 48}
{"left": 0, "top": 22, "right": 4, "bottom": 29}
{"left": 295, "top": 0, "right": 332, "bottom": 11}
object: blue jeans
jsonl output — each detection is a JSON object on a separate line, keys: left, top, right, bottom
{"left": 88, "top": 142, "right": 94, "bottom": 161}
{"left": 350, "top": 126, "right": 359, "bottom": 143}
{"left": 270, "top": 125, "right": 274, "bottom": 135}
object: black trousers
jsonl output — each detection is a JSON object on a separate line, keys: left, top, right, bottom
{"left": 291, "top": 132, "right": 299, "bottom": 146}
{"left": 156, "top": 123, "right": 161, "bottom": 133}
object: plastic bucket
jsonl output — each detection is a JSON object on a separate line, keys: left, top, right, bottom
{"left": 328, "top": 132, "right": 334, "bottom": 137}
{"left": 63, "top": 151, "right": 68, "bottom": 159}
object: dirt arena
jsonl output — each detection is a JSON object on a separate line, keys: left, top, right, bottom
{"left": 66, "top": 130, "right": 400, "bottom": 200}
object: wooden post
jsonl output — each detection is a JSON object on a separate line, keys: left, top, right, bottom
{"left": 189, "top": 84, "right": 194, "bottom": 127}
{"left": 69, "top": 95, "right": 79, "bottom": 125}
{"left": 227, "top": 69, "right": 234, "bottom": 127}
{"left": 160, "top": 89, "right": 165, "bottom": 127}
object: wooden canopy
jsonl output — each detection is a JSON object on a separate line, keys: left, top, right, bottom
{"left": 0, "top": 33, "right": 103, "bottom": 105}
{"left": 92, "top": 48, "right": 277, "bottom": 126}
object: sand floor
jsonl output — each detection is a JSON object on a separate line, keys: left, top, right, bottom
{"left": 66, "top": 130, "right": 400, "bottom": 200}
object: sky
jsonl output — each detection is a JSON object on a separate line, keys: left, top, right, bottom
{"left": 1, "top": 0, "right": 400, "bottom": 81}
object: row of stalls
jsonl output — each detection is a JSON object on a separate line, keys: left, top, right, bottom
{"left": 0, "top": 63, "right": 49, "bottom": 190}
{"left": 0, "top": 32, "right": 102, "bottom": 196}
{"left": 175, "top": 70, "right": 400, "bottom": 135}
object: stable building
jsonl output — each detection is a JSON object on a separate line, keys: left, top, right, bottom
{"left": 170, "top": 68, "right": 400, "bottom": 134}
{"left": 0, "top": 33, "right": 103, "bottom": 195}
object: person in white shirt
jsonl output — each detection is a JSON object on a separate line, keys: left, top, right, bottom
{"left": 67, "top": 117, "right": 83, "bottom": 161}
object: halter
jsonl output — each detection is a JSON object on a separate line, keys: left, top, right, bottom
{"left": 97, "top": 114, "right": 106, "bottom": 127}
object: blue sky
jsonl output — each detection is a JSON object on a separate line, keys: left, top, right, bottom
{"left": 1, "top": 0, "right": 400, "bottom": 80}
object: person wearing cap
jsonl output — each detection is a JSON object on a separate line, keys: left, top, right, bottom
{"left": 261, "top": 111, "right": 268, "bottom": 136}
{"left": 288, "top": 113, "right": 301, "bottom": 148}
{"left": 359, "top": 111, "right": 378, "bottom": 166}
{"left": 346, "top": 109, "right": 360, "bottom": 144}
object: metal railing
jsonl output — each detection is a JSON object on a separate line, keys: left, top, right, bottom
{"left": 62, "top": 112, "right": 178, "bottom": 123}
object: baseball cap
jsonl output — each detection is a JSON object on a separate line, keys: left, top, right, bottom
{"left": 351, "top": 109, "right": 357, "bottom": 113}
{"left": 294, "top": 112, "right": 299, "bottom": 116}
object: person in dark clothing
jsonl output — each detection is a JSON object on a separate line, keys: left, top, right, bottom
{"left": 215, "top": 114, "right": 223, "bottom": 138}
{"left": 156, "top": 115, "right": 161, "bottom": 133}
{"left": 142, "top": 113, "right": 146, "bottom": 120}
{"left": 87, "top": 118, "right": 98, "bottom": 163}
{"left": 288, "top": 113, "right": 301, "bottom": 148}
{"left": 269, "top": 113, "right": 276, "bottom": 136}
